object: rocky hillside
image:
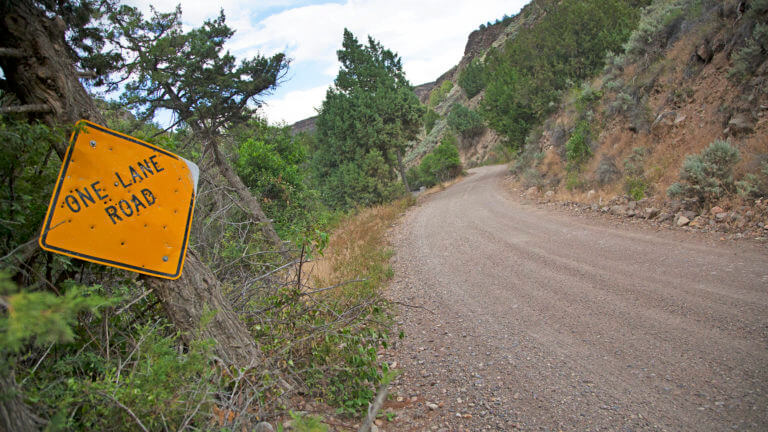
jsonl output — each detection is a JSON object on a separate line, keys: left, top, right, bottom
{"left": 515, "top": 0, "right": 767, "bottom": 234}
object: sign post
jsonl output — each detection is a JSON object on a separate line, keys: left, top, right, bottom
{"left": 39, "top": 120, "right": 199, "bottom": 280}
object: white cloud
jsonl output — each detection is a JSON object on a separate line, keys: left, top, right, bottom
{"left": 261, "top": 85, "right": 329, "bottom": 125}
{"left": 122, "top": 0, "right": 529, "bottom": 125}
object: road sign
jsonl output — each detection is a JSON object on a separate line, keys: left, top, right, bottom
{"left": 39, "top": 120, "right": 199, "bottom": 280}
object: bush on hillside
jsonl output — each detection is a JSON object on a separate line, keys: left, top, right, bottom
{"left": 424, "top": 108, "right": 440, "bottom": 132}
{"left": 565, "top": 120, "right": 593, "bottom": 169}
{"left": 458, "top": 59, "right": 486, "bottom": 99}
{"left": 428, "top": 80, "right": 454, "bottom": 108}
{"left": 411, "top": 134, "right": 462, "bottom": 189}
{"left": 667, "top": 140, "right": 740, "bottom": 203}
{"left": 447, "top": 104, "right": 485, "bottom": 139}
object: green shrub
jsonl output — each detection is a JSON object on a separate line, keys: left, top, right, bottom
{"left": 481, "top": 0, "right": 642, "bottom": 146}
{"left": 458, "top": 59, "right": 486, "bottom": 99}
{"left": 623, "top": 0, "right": 686, "bottom": 63}
{"left": 447, "top": 104, "right": 485, "bottom": 138}
{"left": 412, "top": 134, "right": 462, "bottom": 188}
{"left": 667, "top": 140, "right": 740, "bottom": 203}
{"left": 428, "top": 80, "right": 453, "bottom": 108}
{"left": 565, "top": 120, "right": 593, "bottom": 169}
{"left": 736, "top": 161, "right": 768, "bottom": 199}
{"left": 423, "top": 108, "right": 439, "bottom": 132}
{"left": 730, "top": 23, "right": 768, "bottom": 81}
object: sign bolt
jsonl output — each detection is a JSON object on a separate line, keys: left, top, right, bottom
{"left": 89, "top": 140, "right": 96, "bottom": 148}
{"left": 162, "top": 256, "right": 169, "bottom": 262}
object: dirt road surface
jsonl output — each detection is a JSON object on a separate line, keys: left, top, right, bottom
{"left": 383, "top": 165, "right": 768, "bottom": 431}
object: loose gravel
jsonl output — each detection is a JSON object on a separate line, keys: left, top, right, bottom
{"left": 381, "top": 165, "right": 768, "bottom": 431}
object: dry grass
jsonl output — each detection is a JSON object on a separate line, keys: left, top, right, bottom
{"left": 309, "top": 196, "right": 415, "bottom": 297}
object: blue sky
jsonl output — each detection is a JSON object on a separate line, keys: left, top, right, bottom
{"left": 126, "top": 0, "right": 528, "bottom": 125}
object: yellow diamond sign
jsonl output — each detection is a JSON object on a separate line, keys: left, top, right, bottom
{"left": 39, "top": 120, "right": 198, "bottom": 280}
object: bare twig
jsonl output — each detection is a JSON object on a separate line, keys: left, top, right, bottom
{"left": 115, "top": 289, "right": 154, "bottom": 315}
{"left": 21, "top": 343, "right": 54, "bottom": 385}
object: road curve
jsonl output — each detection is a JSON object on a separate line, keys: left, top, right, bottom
{"left": 385, "top": 164, "right": 768, "bottom": 431}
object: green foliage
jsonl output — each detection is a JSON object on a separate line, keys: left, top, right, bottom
{"left": 423, "top": 108, "right": 440, "bottom": 132}
{"left": 315, "top": 149, "right": 405, "bottom": 210}
{"left": 0, "top": 119, "right": 64, "bottom": 253}
{"left": 622, "top": 0, "right": 686, "bottom": 63}
{"left": 428, "top": 80, "right": 454, "bottom": 108}
{"left": 1, "top": 277, "right": 116, "bottom": 352}
{"left": 233, "top": 120, "right": 323, "bottom": 237}
{"left": 287, "top": 411, "right": 329, "bottom": 431}
{"left": 458, "top": 59, "right": 486, "bottom": 99}
{"left": 314, "top": 29, "right": 422, "bottom": 210}
{"left": 410, "top": 134, "right": 462, "bottom": 189}
{"left": 667, "top": 140, "right": 740, "bottom": 203}
{"left": 736, "top": 161, "right": 768, "bottom": 199}
{"left": 481, "top": 0, "right": 643, "bottom": 147}
{"left": 730, "top": 23, "right": 768, "bottom": 81}
{"left": 565, "top": 120, "right": 593, "bottom": 169}
{"left": 447, "top": 104, "right": 485, "bottom": 139}
{"left": 107, "top": 5, "right": 288, "bottom": 127}
{"left": 21, "top": 320, "right": 218, "bottom": 431}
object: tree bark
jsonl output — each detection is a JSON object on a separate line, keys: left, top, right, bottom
{"left": 0, "top": 2, "right": 105, "bottom": 157}
{"left": 145, "top": 251, "right": 262, "bottom": 367}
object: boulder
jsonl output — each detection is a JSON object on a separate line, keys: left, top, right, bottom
{"left": 710, "top": 206, "right": 725, "bottom": 215}
{"left": 645, "top": 207, "right": 660, "bottom": 219}
{"left": 676, "top": 215, "right": 691, "bottom": 226}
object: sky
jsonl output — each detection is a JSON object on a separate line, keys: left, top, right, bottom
{"left": 125, "top": 0, "right": 529, "bottom": 125}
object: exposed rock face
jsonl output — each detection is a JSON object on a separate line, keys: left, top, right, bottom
{"left": 290, "top": 115, "right": 317, "bottom": 135}
{"left": 414, "top": 82, "right": 436, "bottom": 104}
{"left": 463, "top": 21, "right": 507, "bottom": 58}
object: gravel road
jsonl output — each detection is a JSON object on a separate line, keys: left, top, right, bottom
{"left": 383, "top": 164, "right": 768, "bottom": 431}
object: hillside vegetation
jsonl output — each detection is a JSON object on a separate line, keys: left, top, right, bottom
{"left": 404, "top": 0, "right": 766, "bottom": 230}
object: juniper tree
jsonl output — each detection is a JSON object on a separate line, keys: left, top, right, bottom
{"left": 314, "top": 29, "right": 423, "bottom": 206}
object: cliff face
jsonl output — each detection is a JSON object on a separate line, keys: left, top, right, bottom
{"left": 290, "top": 115, "right": 317, "bottom": 135}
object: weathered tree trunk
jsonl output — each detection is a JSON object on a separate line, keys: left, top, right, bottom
{"left": 0, "top": 2, "right": 104, "bottom": 157}
{"left": 396, "top": 149, "right": 410, "bottom": 192}
{"left": 0, "top": 0, "right": 260, "bottom": 365}
{"left": 145, "top": 251, "right": 261, "bottom": 367}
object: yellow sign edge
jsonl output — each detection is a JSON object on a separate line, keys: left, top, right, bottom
{"left": 38, "top": 120, "right": 196, "bottom": 280}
